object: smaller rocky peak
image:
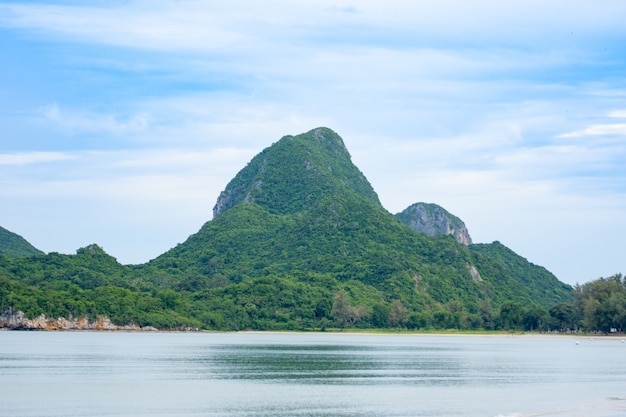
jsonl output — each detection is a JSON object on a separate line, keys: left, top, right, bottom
{"left": 76, "top": 243, "right": 108, "bottom": 256}
{"left": 395, "top": 202, "right": 472, "bottom": 246}
{"left": 75, "top": 244, "right": 119, "bottom": 263}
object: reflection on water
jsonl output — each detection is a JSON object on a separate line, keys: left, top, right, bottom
{"left": 1, "top": 332, "right": 625, "bottom": 417}
{"left": 190, "top": 343, "right": 465, "bottom": 385}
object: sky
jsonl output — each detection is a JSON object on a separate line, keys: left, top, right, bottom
{"left": 1, "top": 0, "right": 625, "bottom": 285}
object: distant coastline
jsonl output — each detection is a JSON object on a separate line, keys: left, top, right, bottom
{"left": 3, "top": 308, "right": 624, "bottom": 341}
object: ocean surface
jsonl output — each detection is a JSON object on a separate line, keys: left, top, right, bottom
{"left": 1, "top": 331, "right": 625, "bottom": 417}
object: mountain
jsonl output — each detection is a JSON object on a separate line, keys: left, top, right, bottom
{"left": 146, "top": 127, "right": 572, "bottom": 328}
{"left": 0, "top": 226, "right": 43, "bottom": 258}
{"left": 396, "top": 202, "right": 472, "bottom": 245}
{"left": 1, "top": 127, "right": 574, "bottom": 331}
{"left": 213, "top": 127, "right": 379, "bottom": 217}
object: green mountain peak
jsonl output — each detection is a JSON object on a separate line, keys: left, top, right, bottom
{"left": 212, "top": 127, "right": 380, "bottom": 218}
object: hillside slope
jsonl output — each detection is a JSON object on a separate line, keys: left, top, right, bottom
{"left": 0, "top": 226, "right": 43, "bottom": 258}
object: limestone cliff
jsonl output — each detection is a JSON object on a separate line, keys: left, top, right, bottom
{"left": 0, "top": 307, "right": 158, "bottom": 331}
{"left": 395, "top": 202, "right": 472, "bottom": 245}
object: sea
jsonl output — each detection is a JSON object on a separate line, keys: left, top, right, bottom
{"left": 1, "top": 331, "right": 625, "bottom": 417}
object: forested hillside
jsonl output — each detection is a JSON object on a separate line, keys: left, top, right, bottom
{"left": 1, "top": 128, "right": 581, "bottom": 331}
{"left": 0, "top": 226, "right": 43, "bottom": 258}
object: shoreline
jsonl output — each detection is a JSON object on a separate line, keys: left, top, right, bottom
{"left": 3, "top": 326, "right": 624, "bottom": 340}
{"left": 3, "top": 308, "right": 624, "bottom": 339}
{"left": 235, "top": 329, "right": 626, "bottom": 339}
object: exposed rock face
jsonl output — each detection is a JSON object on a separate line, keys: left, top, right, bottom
{"left": 467, "top": 263, "right": 482, "bottom": 282}
{"left": 0, "top": 307, "right": 156, "bottom": 331}
{"left": 213, "top": 158, "right": 268, "bottom": 218}
{"left": 395, "top": 202, "right": 472, "bottom": 246}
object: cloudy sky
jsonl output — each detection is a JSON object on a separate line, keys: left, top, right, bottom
{"left": 1, "top": 0, "right": 625, "bottom": 285}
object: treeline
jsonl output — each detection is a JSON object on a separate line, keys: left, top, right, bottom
{"left": 554, "top": 273, "right": 626, "bottom": 333}
{"left": 326, "top": 283, "right": 618, "bottom": 333}
{"left": 0, "top": 275, "right": 611, "bottom": 333}
{"left": 1, "top": 250, "right": 621, "bottom": 332}
{"left": 1, "top": 244, "right": 620, "bottom": 333}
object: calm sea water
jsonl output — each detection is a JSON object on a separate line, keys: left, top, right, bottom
{"left": 1, "top": 331, "right": 625, "bottom": 417}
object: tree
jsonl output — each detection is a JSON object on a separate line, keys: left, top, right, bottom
{"left": 330, "top": 290, "right": 369, "bottom": 327}
{"left": 387, "top": 300, "right": 408, "bottom": 328}
{"left": 371, "top": 302, "right": 390, "bottom": 327}
{"left": 574, "top": 274, "right": 625, "bottom": 333}
{"left": 478, "top": 299, "right": 495, "bottom": 330}
{"left": 549, "top": 302, "right": 578, "bottom": 332}
{"left": 432, "top": 307, "right": 453, "bottom": 329}
{"left": 591, "top": 293, "right": 626, "bottom": 333}
{"left": 158, "top": 289, "right": 181, "bottom": 310}
{"left": 499, "top": 301, "right": 523, "bottom": 330}
{"left": 331, "top": 290, "right": 353, "bottom": 327}
{"left": 444, "top": 300, "right": 466, "bottom": 329}
{"left": 523, "top": 306, "right": 549, "bottom": 332}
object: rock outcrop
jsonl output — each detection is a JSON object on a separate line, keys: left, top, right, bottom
{"left": 0, "top": 307, "right": 157, "bottom": 331}
{"left": 395, "top": 202, "right": 472, "bottom": 246}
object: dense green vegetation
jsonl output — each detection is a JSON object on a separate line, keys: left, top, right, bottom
{"left": 1, "top": 127, "right": 601, "bottom": 332}
{"left": 0, "top": 226, "right": 43, "bottom": 258}
{"left": 548, "top": 273, "right": 626, "bottom": 333}
{"left": 1, "top": 245, "right": 619, "bottom": 332}
{"left": 212, "top": 128, "right": 379, "bottom": 217}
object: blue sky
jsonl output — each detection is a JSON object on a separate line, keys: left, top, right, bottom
{"left": 1, "top": 0, "right": 625, "bottom": 285}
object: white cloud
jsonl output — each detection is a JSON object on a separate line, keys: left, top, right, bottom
{"left": 0, "top": 3, "right": 249, "bottom": 52}
{"left": 130, "top": 93, "right": 334, "bottom": 148}
{"left": 2, "top": 0, "right": 626, "bottom": 54}
{"left": 40, "top": 103, "right": 150, "bottom": 135}
{"left": 608, "top": 110, "right": 626, "bottom": 119}
{"left": 559, "top": 123, "right": 626, "bottom": 138}
{"left": 112, "top": 148, "right": 254, "bottom": 170}
{"left": 0, "top": 147, "right": 254, "bottom": 201}
{"left": 0, "top": 151, "right": 74, "bottom": 165}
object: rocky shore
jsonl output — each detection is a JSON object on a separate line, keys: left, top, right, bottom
{"left": 0, "top": 307, "right": 158, "bottom": 331}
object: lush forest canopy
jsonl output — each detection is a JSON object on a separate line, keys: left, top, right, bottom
{"left": 0, "top": 226, "right": 43, "bottom": 258}
{"left": 2, "top": 128, "right": 620, "bottom": 332}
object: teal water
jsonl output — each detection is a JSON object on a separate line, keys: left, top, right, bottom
{"left": 1, "top": 331, "right": 625, "bottom": 417}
